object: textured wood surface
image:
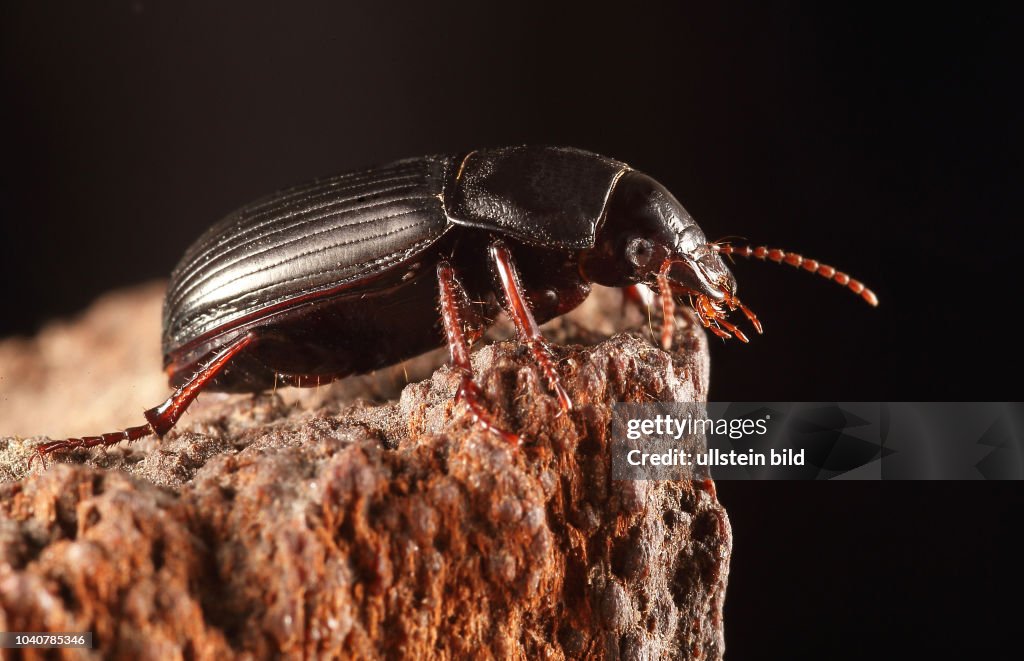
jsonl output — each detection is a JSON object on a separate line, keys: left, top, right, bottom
{"left": 0, "top": 284, "right": 730, "bottom": 659}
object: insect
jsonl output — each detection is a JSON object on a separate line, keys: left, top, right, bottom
{"left": 32, "top": 145, "right": 877, "bottom": 460}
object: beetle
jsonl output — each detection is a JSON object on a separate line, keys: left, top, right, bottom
{"left": 32, "top": 145, "right": 877, "bottom": 459}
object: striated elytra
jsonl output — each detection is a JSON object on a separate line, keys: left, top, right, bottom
{"left": 34, "top": 145, "right": 877, "bottom": 459}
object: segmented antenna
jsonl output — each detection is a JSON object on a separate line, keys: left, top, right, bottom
{"left": 712, "top": 244, "right": 879, "bottom": 306}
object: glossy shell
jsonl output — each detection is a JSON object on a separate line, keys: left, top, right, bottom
{"left": 161, "top": 146, "right": 632, "bottom": 387}
{"left": 163, "top": 155, "right": 454, "bottom": 356}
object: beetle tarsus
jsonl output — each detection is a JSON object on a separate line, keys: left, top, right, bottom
{"left": 456, "top": 377, "right": 521, "bottom": 446}
{"left": 532, "top": 343, "right": 573, "bottom": 415}
{"left": 520, "top": 339, "right": 573, "bottom": 415}
{"left": 29, "top": 423, "right": 154, "bottom": 469}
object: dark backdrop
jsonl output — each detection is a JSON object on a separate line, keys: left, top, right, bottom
{"left": 2, "top": 2, "right": 1019, "bottom": 657}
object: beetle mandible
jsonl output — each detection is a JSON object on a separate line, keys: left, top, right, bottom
{"left": 32, "top": 145, "right": 877, "bottom": 459}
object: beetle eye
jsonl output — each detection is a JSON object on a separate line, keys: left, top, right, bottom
{"left": 626, "top": 237, "right": 655, "bottom": 268}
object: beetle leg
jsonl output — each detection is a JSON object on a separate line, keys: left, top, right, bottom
{"left": 488, "top": 241, "right": 573, "bottom": 415}
{"left": 30, "top": 332, "right": 255, "bottom": 466}
{"left": 437, "top": 260, "right": 519, "bottom": 445}
{"left": 656, "top": 259, "right": 677, "bottom": 350}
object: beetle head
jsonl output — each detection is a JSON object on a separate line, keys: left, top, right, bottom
{"left": 581, "top": 170, "right": 766, "bottom": 343}
{"left": 582, "top": 170, "right": 877, "bottom": 343}
{"left": 581, "top": 171, "right": 736, "bottom": 300}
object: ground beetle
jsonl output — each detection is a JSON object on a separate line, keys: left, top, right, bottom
{"left": 34, "top": 145, "right": 877, "bottom": 459}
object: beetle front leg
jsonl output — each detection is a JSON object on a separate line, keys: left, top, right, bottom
{"left": 437, "top": 260, "right": 520, "bottom": 445}
{"left": 488, "top": 240, "right": 573, "bottom": 414}
{"left": 656, "top": 259, "right": 678, "bottom": 350}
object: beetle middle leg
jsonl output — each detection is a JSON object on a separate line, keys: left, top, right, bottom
{"left": 488, "top": 240, "right": 573, "bottom": 414}
{"left": 437, "top": 260, "right": 519, "bottom": 445}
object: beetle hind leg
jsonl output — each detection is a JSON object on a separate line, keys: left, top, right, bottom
{"left": 437, "top": 261, "right": 519, "bottom": 445}
{"left": 31, "top": 332, "right": 256, "bottom": 467}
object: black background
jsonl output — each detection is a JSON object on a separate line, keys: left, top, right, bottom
{"left": 2, "top": 2, "right": 1020, "bottom": 657}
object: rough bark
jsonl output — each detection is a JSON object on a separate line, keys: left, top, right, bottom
{"left": 0, "top": 283, "right": 730, "bottom": 660}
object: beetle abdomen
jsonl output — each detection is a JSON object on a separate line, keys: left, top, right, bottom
{"left": 163, "top": 155, "right": 455, "bottom": 355}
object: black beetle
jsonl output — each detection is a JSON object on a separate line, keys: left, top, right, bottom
{"left": 34, "top": 145, "right": 876, "bottom": 458}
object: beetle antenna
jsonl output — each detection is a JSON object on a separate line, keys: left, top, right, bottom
{"left": 711, "top": 244, "right": 878, "bottom": 306}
